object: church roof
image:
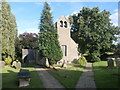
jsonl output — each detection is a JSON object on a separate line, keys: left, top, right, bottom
{"left": 56, "top": 16, "right": 70, "bottom": 23}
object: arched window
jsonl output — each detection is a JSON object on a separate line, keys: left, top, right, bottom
{"left": 64, "top": 21, "right": 67, "bottom": 28}
{"left": 60, "top": 21, "right": 63, "bottom": 27}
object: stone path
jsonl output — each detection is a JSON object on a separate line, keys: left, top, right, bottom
{"left": 36, "top": 68, "right": 64, "bottom": 89}
{"left": 76, "top": 63, "right": 96, "bottom": 89}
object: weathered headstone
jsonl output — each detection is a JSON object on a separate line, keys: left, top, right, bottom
{"left": 107, "top": 58, "right": 114, "bottom": 69}
{"left": 22, "top": 49, "right": 35, "bottom": 65}
{"left": 16, "top": 61, "right": 21, "bottom": 69}
{"left": 0, "top": 61, "right": 5, "bottom": 68}
{"left": 22, "top": 49, "right": 28, "bottom": 63}
{"left": 12, "top": 60, "right": 21, "bottom": 69}
{"left": 61, "top": 60, "right": 67, "bottom": 68}
{"left": 115, "top": 58, "right": 120, "bottom": 69}
{"left": 12, "top": 61, "right": 16, "bottom": 67}
{"left": 17, "top": 69, "right": 31, "bottom": 87}
{"left": 45, "top": 58, "right": 50, "bottom": 67}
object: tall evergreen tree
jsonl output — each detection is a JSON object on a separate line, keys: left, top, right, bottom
{"left": 0, "top": 2, "right": 2, "bottom": 61}
{"left": 38, "top": 2, "right": 63, "bottom": 65}
{"left": 0, "top": 0, "right": 17, "bottom": 60}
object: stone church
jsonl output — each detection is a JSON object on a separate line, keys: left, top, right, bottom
{"left": 56, "top": 16, "right": 80, "bottom": 64}
{"left": 22, "top": 16, "right": 80, "bottom": 65}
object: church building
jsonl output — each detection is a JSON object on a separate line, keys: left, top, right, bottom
{"left": 22, "top": 16, "right": 80, "bottom": 65}
{"left": 56, "top": 16, "right": 80, "bottom": 64}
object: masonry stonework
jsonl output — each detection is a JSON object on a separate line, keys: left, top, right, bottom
{"left": 56, "top": 16, "right": 79, "bottom": 64}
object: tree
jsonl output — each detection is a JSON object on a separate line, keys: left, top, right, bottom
{"left": 115, "top": 44, "right": 120, "bottom": 55}
{"left": 15, "top": 32, "right": 38, "bottom": 59}
{"left": 69, "top": 7, "right": 119, "bottom": 62}
{"left": 0, "top": 2, "right": 2, "bottom": 61}
{"left": 38, "top": 2, "right": 63, "bottom": 65}
{"left": 0, "top": 0, "right": 17, "bottom": 61}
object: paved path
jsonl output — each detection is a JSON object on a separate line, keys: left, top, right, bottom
{"left": 36, "top": 68, "right": 65, "bottom": 89}
{"left": 76, "top": 63, "right": 96, "bottom": 89}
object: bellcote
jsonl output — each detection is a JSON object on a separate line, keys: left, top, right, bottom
{"left": 56, "top": 16, "right": 70, "bottom": 29}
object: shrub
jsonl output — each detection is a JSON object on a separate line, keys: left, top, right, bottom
{"left": 4, "top": 56, "right": 12, "bottom": 65}
{"left": 77, "top": 56, "right": 87, "bottom": 66}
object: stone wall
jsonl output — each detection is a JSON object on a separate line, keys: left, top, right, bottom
{"left": 56, "top": 16, "right": 79, "bottom": 64}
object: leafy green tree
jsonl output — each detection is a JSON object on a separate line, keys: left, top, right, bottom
{"left": 0, "top": 0, "right": 17, "bottom": 61}
{"left": 38, "top": 2, "right": 63, "bottom": 65}
{"left": 69, "top": 7, "right": 119, "bottom": 62}
{"left": 115, "top": 44, "right": 120, "bottom": 55}
{"left": 15, "top": 32, "right": 38, "bottom": 59}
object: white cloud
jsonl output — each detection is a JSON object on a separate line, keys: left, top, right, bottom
{"left": 71, "top": 11, "right": 79, "bottom": 16}
{"left": 110, "top": 12, "right": 118, "bottom": 26}
{"left": 66, "top": 11, "right": 79, "bottom": 19}
{"left": 114, "top": 9, "right": 118, "bottom": 12}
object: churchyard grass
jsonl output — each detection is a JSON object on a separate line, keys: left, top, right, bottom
{"left": 93, "top": 61, "right": 119, "bottom": 88}
{"left": 48, "top": 64, "right": 85, "bottom": 88}
{"left": 1, "top": 65, "right": 44, "bottom": 88}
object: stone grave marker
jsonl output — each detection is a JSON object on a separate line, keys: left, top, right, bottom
{"left": 16, "top": 60, "right": 21, "bottom": 69}
{"left": 61, "top": 60, "right": 67, "bottom": 68}
{"left": 107, "top": 58, "right": 114, "bottom": 69}
{"left": 0, "top": 61, "right": 5, "bottom": 68}
{"left": 12, "top": 60, "right": 21, "bottom": 69}
{"left": 45, "top": 58, "right": 50, "bottom": 67}
{"left": 115, "top": 58, "right": 120, "bottom": 69}
{"left": 22, "top": 49, "right": 28, "bottom": 61}
{"left": 12, "top": 61, "right": 16, "bottom": 68}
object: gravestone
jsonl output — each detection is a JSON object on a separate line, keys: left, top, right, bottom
{"left": 17, "top": 69, "right": 31, "bottom": 87}
{"left": 22, "top": 49, "right": 28, "bottom": 63}
{"left": 0, "top": 61, "right": 5, "bottom": 68}
{"left": 61, "top": 60, "right": 67, "bottom": 68}
{"left": 22, "top": 49, "right": 35, "bottom": 65}
{"left": 115, "top": 58, "right": 120, "bottom": 69}
{"left": 107, "top": 58, "right": 114, "bottom": 69}
{"left": 12, "top": 61, "right": 16, "bottom": 68}
{"left": 45, "top": 58, "right": 50, "bottom": 67}
{"left": 12, "top": 60, "right": 21, "bottom": 69}
{"left": 16, "top": 61, "right": 21, "bottom": 69}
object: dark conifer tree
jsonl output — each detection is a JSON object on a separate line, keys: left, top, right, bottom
{"left": 38, "top": 2, "right": 63, "bottom": 65}
{"left": 0, "top": 0, "right": 17, "bottom": 60}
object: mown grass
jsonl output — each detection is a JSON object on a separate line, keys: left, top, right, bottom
{"left": 48, "top": 64, "right": 85, "bottom": 88}
{"left": 1, "top": 65, "right": 44, "bottom": 88}
{"left": 93, "top": 61, "right": 119, "bottom": 88}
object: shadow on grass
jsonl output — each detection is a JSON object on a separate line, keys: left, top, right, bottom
{"left": 93, "top": 65, "right": 119, "bottom": 88}
{"left": 48, "top": 66, "right": 85, "bottom": 88}
{"left": 2, "top": 66, "right": 44, "bottom": 88}
{"left": 93, "top": 66, "right": 107, "bottom": 70}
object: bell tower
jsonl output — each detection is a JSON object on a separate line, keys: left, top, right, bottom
{"left": 56, "top": 16, "right": 79, "bottom": 64}
{"left": 56, "top": 16, "right": 71, "bottom": 39}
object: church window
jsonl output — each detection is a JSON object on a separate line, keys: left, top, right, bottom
{"left": 62, "top": 45, "right": 67, "bottom": 56}
{"left": 60, "top": 21, "right": 63, "bottom": 27}
{"left": 64, "top": 21, "right": 67, "bottom": 28}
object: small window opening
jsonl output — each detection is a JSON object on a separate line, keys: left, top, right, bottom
{"left": 60, "top": 21, "right": 63, "bottom": 27}
{"left": 64, "top": 21, "right": 67, "bottom": 28}
{"left": 62, "top": 45, "right": 67, "bottom": 56}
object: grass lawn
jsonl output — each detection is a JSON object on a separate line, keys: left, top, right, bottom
{"left": 48, "top": 64, "right": 85, "bottom": 88}
{"left": 93, "top": 61, "right": 119, "bottom": 88}
{"left": 1, "top": 65, "right": 44, "bottom": 88}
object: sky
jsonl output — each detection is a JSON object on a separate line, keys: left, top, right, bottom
{"left": 8, "top": 2, "right": 119, "bottom": 35}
